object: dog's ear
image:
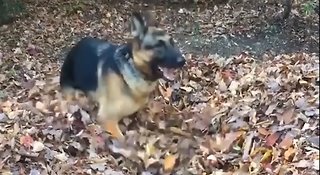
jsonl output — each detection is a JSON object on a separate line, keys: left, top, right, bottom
{"left": 131, "top": 12, "right": 147, "bottom": 40}
{"left": 142, "top": 10, "right": 158, "bottom": 27}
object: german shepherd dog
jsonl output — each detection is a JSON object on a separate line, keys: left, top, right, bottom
{"left": 59, "top": 11, "right": 186, "bottom": 140}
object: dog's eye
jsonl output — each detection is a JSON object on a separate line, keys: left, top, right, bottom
{"left": 145, "top": 45, "right": 154, "bottom": 50}
{"left": 145, "top": 40, "right": 165, "bottom": 50}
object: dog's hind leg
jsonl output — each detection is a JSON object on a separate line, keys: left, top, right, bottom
{"left": 61, "top": 86, "right": 76, "bottom": 102}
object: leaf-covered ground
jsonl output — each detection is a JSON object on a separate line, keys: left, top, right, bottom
{"left": 0, "top": 0, "right": 319, "bottom": 174}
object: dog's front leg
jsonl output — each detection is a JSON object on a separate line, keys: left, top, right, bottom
{"left": 102, "top": 119, "right": 124, "bottom": 140}
{"left": 97, "top": 98, "right": 124, "bottom": 140}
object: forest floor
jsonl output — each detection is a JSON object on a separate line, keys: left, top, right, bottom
{"left": 0, "top": 0, "right": 319, "bottom": 174}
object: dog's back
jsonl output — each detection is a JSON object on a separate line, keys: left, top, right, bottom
{"left": 60, "top": 37, "right": 118, "bottom": 93}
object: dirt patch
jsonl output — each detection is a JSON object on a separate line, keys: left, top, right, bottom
{"left": 176, "top": 22, "right": 319, "bottom": 57}
{"left": 149, "top": 1, "right": 319, "bottom": 58}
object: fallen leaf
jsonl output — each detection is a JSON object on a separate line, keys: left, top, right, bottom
{"left": 21, "top": 79, "right": 36, "bottom": 89}
{"left": 306, "top": 136, "right": 320, "bottom": 149}
{"left": 32, "top": 141, "right": 45, "bottom": 152}
{"left": 284, "top": 147, "right": 296, "bottom": 161}
{"left": 242, "top": 131, "right": 255, "bottom": 162}
{"left": 295, "top": 97, "right": 308, "bottom": 110}
{"left": 148, "top": 100, "right": 165, "bottom": 114}
{"left": 260, "top": 149, "right": 273, "bottom": 163}
{"left": 257, "top": 128, "right": 271, "bottom": 136}
{"left": 20, "top": 134, "right": 34, "bottom": 148}
{"left": 169, "top": 127, "right": 192, "bottom": 137}
{"left": 0, "top": 74, "right": 5, "bottom": 83}
{"left": 267, "top": 77, "right": 281, "bottom": 92}
{"left": 163, "top": 153, "right": 177, "bottom": 172}
{"left": 233, "top": 163, "right": 250, "bottom": 175}
{"left": 55, "top": 152, "right": 69, "bottom": 162}
{"left": 265, "top": 103, "right": 278, "bottom": 115}
{"left": 90, "top": 162, "right": 106, "bottom": 172}
{"left": 279, "top": 133, "right": 294, "bottom": 149}
{"left": 293, "top": 159, "right": 312, "bottom": 168}
{"left": 103, "top": 169, "right": 125, "bottom": 175}
{"left": 35, "top": 101, "right": 49, "bottom": 113}
{"left": 221, "top": 69, "right": 235, "bottom": 80}
{"left": 313, "top": 159, "right": 319, "bottom": 170}
{"left": 13, "top": 47, "right": 22, "bottom": 54}
{"left": 79, "top": 108, "right": 91, "bottom": 125}
{"left": 278, "top": 107, "right": 296, "bottom": 124}
{"left": 228, "top": 80, "right": 240, "bottom": 96}
{"left": 180, "top": 86, "right": 193, "bottom": 92}
{"left": 158, "top": 85, "right": 173, "bottom": 101}
{"left": 250, "top": 152, "right": 262, "bottom": 174}
{"left": 210, "top": 131, "right": 245, "bottom": 152}
{"left": 0, "top": 113, "right": 9, "bottom": 123}
{"left": 29, "top": 168, "right": 41, "bottom": 175}
{"left": 0, "top": 4, "right": 318, "bottom": 174}
{"left": 265, "top": 132, "right": 281, "bottom": 147}
{"left": 145, "top": 142, "right": 157, "bottom": 157}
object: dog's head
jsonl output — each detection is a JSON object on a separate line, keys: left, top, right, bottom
{"left": 130, "top": 11, "right": 186, "bottom": 82}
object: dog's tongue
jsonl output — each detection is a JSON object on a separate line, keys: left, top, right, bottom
{"left": 160, "top": 67, "right": 176, "bottom": 81}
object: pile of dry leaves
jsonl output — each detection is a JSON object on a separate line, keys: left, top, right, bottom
{"left": 0, "top": 51, "right": 318, "bottom": 174}
{"left": 0, "top": 0, "right": 319, "bottom": 174}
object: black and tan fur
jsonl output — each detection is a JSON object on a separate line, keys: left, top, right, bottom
{"left": 59, "top": 11, "right": 185, "bottom": 139}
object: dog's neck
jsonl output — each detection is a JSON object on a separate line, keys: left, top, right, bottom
{"left": 114, "top": 44, "right": 156, "bottom": 94}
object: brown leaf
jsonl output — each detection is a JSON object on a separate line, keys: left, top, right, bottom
{"left": 233, "top": 163, "right": 250, "bottom": 175}
{"left": 158, "top": 85, "right": 173, "bottom": 101}
{"left": 277, "top": 107, "right": 296, "bottom": 124}
{"left": 148, "top": 100, "right": 165, "bottom": 114}
{"left": 279, "top": 133, "right": 294, "bottom": 149}
{"left": 21, "top": 79, "right": 36, "bottom": 89}
{"left": 1, "top": 100, "right": 13, "bottom": 113}
{"left": 169, "top": 127, "right": 192, "bottom": 137}
{"left": 265, "top": 132, "right": 281, "bottom": 147}
{"left": 35, "top": 101, "right": 49, "bottom": 113}
{"left": 19, "top": 102, "right": 43, "bottom": 116}
{"left": 210, "top": 131, "right": 245, "bottom": 152}
{"left": 20, "top": 134, "right": 34, "bottom": 148}
{"left": 221, "top": 69, "right": 235, "bottom": 80}
{"left": 163, "top": 153, "right": 177, "bottom": 172}
{"left": 284, "top": 147, "right": 296, "bottom": 161}
{"left": 257, "top": 128, "right": 271, "bottom": 136}
{"left": 28, "top": 86, "right": 41, "bottom": 98}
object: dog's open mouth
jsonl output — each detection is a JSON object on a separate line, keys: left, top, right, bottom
{"left": 158, "top": 66, "right": 176, "bottom": 82}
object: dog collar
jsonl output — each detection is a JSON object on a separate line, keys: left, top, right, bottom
{"left": 114, "top": 45, "right": 151, "bottom": 91}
